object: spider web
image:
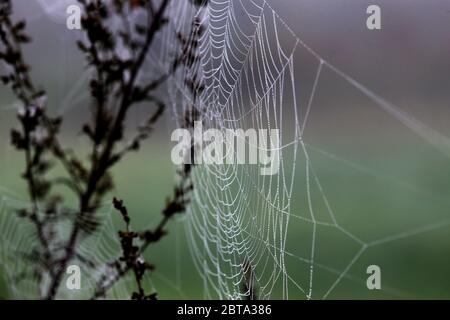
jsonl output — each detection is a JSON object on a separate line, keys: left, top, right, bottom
{"left": 0, "top": 186, "right": 175, "bottom": 299}
{"left": 1, "top": 0, "right": 450, "bottom": 300}
{"left": 156, "top": 0, "right": 450, "bottom": 300}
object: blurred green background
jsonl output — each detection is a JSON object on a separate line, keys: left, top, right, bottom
{"left": 1, "top": 129, "right": 450, "bottom": 299}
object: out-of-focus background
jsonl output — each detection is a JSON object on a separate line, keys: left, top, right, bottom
{"left": 1, "top": 0, "right": 450, "bottom": 299}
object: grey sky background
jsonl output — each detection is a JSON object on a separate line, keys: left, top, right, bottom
{"left": 2, "top": 0, "right": 449, "bottom": 140}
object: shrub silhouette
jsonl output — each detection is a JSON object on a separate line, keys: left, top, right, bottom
{"left": 0, "top": 0, "right": 205, "bottom": 299}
